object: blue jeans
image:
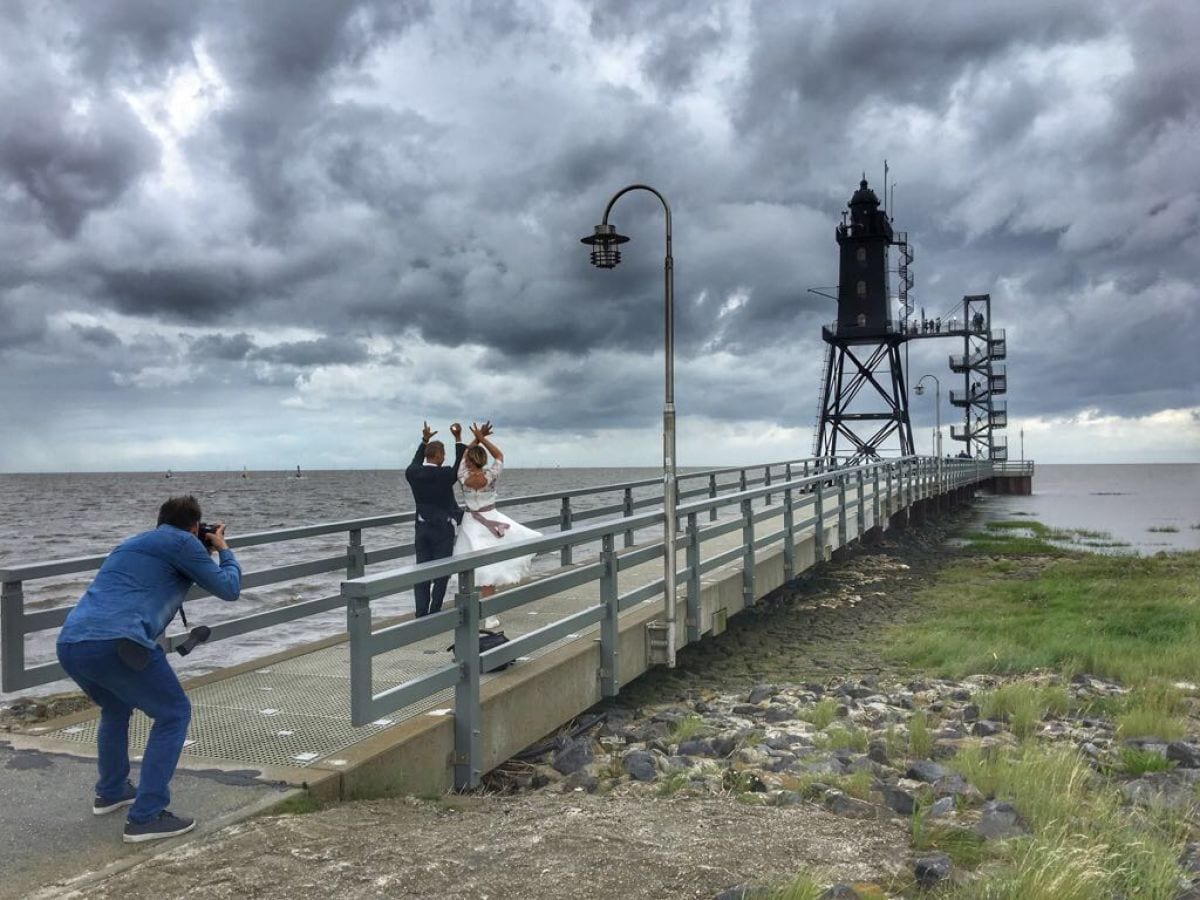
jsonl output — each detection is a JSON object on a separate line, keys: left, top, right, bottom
{"left": 57, "top": 639, "right": 191, "bottom": 823}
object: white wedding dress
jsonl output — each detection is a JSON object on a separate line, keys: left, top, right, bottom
{"left": 454, "top": 458, "right": 542, "bottom": 586}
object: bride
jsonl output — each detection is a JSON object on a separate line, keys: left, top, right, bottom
{"left": 454, "top": 421, "right": 542, "bottom": 603}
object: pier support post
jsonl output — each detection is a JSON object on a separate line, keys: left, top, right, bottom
{"left": 600, "top": 535, "right": 620, "bottom": 697}
{"left": 685, "top": 514, "right": 702, "bottom": 642}
{"left": 453, "top": 570, "right": 482, "bottom": 791}
{"left": 741, "top": 498, "right": 756, "bottom": 607}
{"left": 782, "top": 487, "right": 796, "bottom": 581}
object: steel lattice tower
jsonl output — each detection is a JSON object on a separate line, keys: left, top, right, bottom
{"left": 813, "top": 179, "right": 914, "bottom": 462}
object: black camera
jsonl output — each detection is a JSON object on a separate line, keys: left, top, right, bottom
{"left": 197, "top": 522, "right": 219, "bottom": 546}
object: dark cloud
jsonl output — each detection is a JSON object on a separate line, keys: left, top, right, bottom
{"left": 99, "top": 265, "right": 252, "bottom": 324}
{"left": 0, "top": 0, "right": 1196, "bottom": 470}
{"left": 251, "top": 337, "right": 368, "bottom": 367}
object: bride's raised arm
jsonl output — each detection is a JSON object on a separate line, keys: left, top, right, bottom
{"left": 470, "top": 421, "right": 504, "bottom": 463}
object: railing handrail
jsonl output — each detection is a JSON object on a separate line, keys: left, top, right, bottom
{"left": 0, "top": 456, "right": 831, "bottom": 582}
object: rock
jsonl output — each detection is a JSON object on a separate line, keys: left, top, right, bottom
{"left": 624, "top": 721, "right": 670, "bottom": 743}
{"left": 961, "top": 703, "right": 980, "bottom": 722}
{"left": 976, "top": 800, "right": 1027, "bottom": 840}
{"left": 764, "top": 705, "right": 797, "bottom": 724}
{"left": 798, "top": 757, "right": 846, "bottom": 776}
{"left": 950, "top": 688, "right": 972, "bottom": 701}
{"left": 677, "top": 738, "right": 715, "bottom": 757}
{"left": 906, "top": 760, "right": 949, "bottom": 783}
{"left": 1079, "top": 741, "right": 1101, "bottom": 760}
{"left": 732, "top": 704, "right": 764, "bottom": 717}
{"left": 913, "top": 853, "right": 953, "bottom": 889}
{"left": 825, "top": 791, "right": 879, "bottom": 819}
{"left": 867, "top": 740, "right": 890, "bottom": 765}
{"left": 621, "top": 749, "right": 658, "bottom": 782}
{"left": 881, "top": 785, "right": 917, "bottom": 816}
{"left": 933, "top": 774, "right": 979, "bottom": 800}
{"left": 665, "top": 755, "right": 695, "bottom": 770}
{"left": 693, "top": 699, "right": 711, "bottom": 715}
{"left": 747, "top": 684, "right": 776, "bottom": 704}
{"left": 710, "top": 734, "right": 739, "bottom": 758}
{"left": 530, "top": 765, "right": 560, "bottom": 789}
{"left": 1167, "top": 742, "right": 1200, "bottom": 768}
{"left": 819, "top": 885, "right": 864, "bottom": 899}
{"left": 928, "top": 796, "right": 955, "bottom": 817}
{"left": 551, "top": 737, "right": 594, "bottom": 776}
{"left": 971, "top": 720, "right": 1002, "bottom": 737}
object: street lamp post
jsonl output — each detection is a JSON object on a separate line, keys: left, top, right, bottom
{"left": 914, "top": 373, "right": 942, "bottom": 460}
{"left": 581, "top": 184, "right": 677, "bottom": 668}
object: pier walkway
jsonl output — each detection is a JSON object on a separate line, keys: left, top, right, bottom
{"left": 0, "top": 456, "right": 1005, "bottom": 897}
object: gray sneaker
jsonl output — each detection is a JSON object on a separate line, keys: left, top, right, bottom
{"left": 93, "top": 781, "right": 137, "bottom": 816}
{"left": 123, "top": 810, "right": 195, "bottom": 843}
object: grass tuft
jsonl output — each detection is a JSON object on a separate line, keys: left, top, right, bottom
{"left": 668, "top": 714, "right": 707, "bottom": 745}
{"left": 1118, "top": 747, "right": 1176, "bottom": 776}
{"left": 802, "top": 697, "right": 839, "bottom": 729}
{"left": 908, "top": 709, "right": 933, "bottom": 759}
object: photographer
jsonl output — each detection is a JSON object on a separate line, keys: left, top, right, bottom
{"left": 56, "top": 495, "right": 241, "bottom": 843}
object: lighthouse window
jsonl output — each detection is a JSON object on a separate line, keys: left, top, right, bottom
{"left": 856, "top": 280, "right": 866, "bottom": 298}
{"left": 856, "top": 247, "right": 867, "bottom": 264}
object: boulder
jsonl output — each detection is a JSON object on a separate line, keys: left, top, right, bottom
{"left": 677, "top": 738, "right": 716, "bottom": 758}
{"left": 621, "top": 749, "right": 658, "bottom": 782}
{"left": 747, "top": 684, "right": 777, "bottom": 704}
{"left": 825, "top": 791, "right": 879, "bottom": 819}
{"left": 971, "top": 720, "right": 1002, "bottom": 737}
{"left": 913, "top": 853, "right": 953, "bottom": 889}
{"left": 819, "top": 885, "right": 864, "bottom": 899}
{"left": 1167, "top": 742, "right": 1200, "bottom": 768}
{"left": 881, "top": 785, "right": 917, "bottom": 816}
{"left": 549, "top": 744, "right": 595, "bottom": 777}
{"left": 906, "top": 760, "right": 950, "bottom": 783}
{"left": 976, "top": 800, "right": 1027, "bottom": 840}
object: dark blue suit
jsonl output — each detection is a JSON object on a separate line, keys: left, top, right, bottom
{"left": 405, "top": 442, "right": 466, "bottom": 616}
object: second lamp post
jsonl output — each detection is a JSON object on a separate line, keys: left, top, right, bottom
{"left": 582, "top": 184, "right": 677, "bottom": 668}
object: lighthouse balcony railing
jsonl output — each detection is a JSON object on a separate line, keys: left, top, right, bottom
{"left": 949, "top": 352, "right": 989, "bottom": 373}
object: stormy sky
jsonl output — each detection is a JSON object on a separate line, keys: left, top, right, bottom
{"left": 1, "top": 0, "right": 1197, "bottom": 472}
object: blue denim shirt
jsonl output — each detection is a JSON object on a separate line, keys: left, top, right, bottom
{"left": 58, "top": 524, "right": 242, "bottom": 649}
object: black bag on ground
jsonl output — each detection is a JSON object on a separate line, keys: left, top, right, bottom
{"left": 447, "top": 629, "right": 513, "bottom": 672}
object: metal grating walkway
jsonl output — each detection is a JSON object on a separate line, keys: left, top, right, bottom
{"left": 40, "top": 510, "right": 801, "bottom": 769}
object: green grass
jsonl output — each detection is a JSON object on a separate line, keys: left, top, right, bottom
{"left": 1119, "top": 747, "right": 1176, "bottom": 776}
{"left": 816, "top": 725, "right": 868, "bottom": 752}
{"left": 975, "top": 682, "right": 1072, "bottom": 740}
{"left": 667, "top": 714, "right": 707, "bottom": 745}
{"left": 1147, "top": 525, "right": 1179, "bottom": 533}
{"left": 908, "top": 709, "right": 933, "bottom": 759}
{"left": 881, "top": 548, "right": 1200, "bottom": 688}
{"left": 911, "top": 802, "right": 989, "bottom": 868}
{"left": 1115, "top": 682, "right": 1190, "bottom": 740}
{"left": 765, "top": 872, "right": 829, "bottom": 900}
{"left": 945, "top": 742, "right": 1185, "bottom": 898}
{"left": 802, "top": 697, "right": 839, "bottom": 729}
{"left": 656, "top": 770, "right": 691, "bottom": 797}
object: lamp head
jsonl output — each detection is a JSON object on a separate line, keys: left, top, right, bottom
{"left": 580, "top": 223, "right": 630, "bottom": 269}
{"left": 914, "top": 384, "right": 925, "bottom": 396}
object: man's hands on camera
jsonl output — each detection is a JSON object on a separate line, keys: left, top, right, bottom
{"left": 198, "top": 523, "right": 229, "bottom": 552}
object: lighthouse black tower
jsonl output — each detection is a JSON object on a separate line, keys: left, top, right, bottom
{"left": 814, "top": 178, "right": 915, "bottom": 461}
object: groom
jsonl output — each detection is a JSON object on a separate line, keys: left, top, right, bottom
{"left": 405, "top": 421, "right": 466, "bottom": 617}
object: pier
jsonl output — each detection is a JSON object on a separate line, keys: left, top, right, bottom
{"left": 1, "top": 455, "right": 1009, "bottom": 895}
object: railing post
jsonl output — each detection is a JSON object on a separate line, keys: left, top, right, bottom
{"left": 814, "top": 476, "right": 825, "bottom": 562}
{"left": 837, "top": 474, "right": 848, "bottom": 549}
{"left": 685, "top": 512, "right": 702, "bottom": 643}
{"left": 739, "top": 468, "right": 748, "bottom": 493}
{"left": 560, "top": 497, "right": 573, "bottom": 566}
{"left": 873, "top": 466, "right": 881, "bottom": 529}
{"left": 886, "top": 464, "right": 893, "bottom": 517}
{"left": 741, "top": 498, "right": 755, "bottom": 607}
{"left": 856, "top": 468, "right": 866, "bottom": 538}
{"left": 453, "top": 569, "right": 481, "bottom": 791}
{"left": 708, "top": 473, "right": 718, "bottom": 522}
{"left": 764, "top": 465, "right": 773, "bottom": 505}
{"left": 600, "top": 534, "right": 620, "bottom": 697}
{"left": 782, "top": 487, "right": 796, "bottom": 581}
{"left": 1, "top": 580, "right": 26, "bottom": 693}
{"left": 346, "top": 528, "right": 366, "bottom": 579}
{"left": 347, "top": 593, "right": 373, "bottom": 726}
{"left": 623, "top": 488, "right": 635, "bottom": 548}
